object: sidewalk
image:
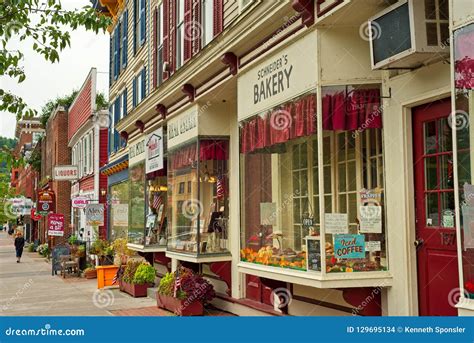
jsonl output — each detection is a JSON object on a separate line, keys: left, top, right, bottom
{"left": 0, "top": 231, "right": 157, "bottom": 316}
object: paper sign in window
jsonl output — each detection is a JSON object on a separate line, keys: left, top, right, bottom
{"left": 324, "top": 213, "right": 348, "bottom": 234}
{"left": 359, "top": 205, "right": 382, "bottom": 233}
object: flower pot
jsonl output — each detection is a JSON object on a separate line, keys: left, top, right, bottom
{"left": 156, "top": 294, "right": 204, "bottom": 316}
{"left": 119, "top": 280, "right": 152, "bottom": 297}
{"left": 84, "top": 269, "right": 97, "bottom": 279}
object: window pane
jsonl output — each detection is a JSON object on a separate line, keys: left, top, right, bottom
{"left": 425, "top": 156, "right": 438, "bottom": 190}
{"left": 426, "top": 192, "right": 439, "bottom": 226}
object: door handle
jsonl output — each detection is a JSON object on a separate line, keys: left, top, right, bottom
{"left": 414, "top": 239, "right": 424, "bottom": 248}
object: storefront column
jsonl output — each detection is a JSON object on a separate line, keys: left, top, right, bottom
{"left": 171, "top": 258, "right": 178, "bottom": 272}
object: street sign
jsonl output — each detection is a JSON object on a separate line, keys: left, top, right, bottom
{"left": 48, "top": 213, "right": 64, "bottom": 237}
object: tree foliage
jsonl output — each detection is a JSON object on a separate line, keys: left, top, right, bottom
{"left": 40, "top": 89, "right": 78, "bottom": 126}
{"left": 0, "top": 0, "right": 112, "bottom": 119}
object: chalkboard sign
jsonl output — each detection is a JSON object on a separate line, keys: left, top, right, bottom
{"left": 306, "top": 237, "right": 321, "bottom": 272}
{"left": 51, "top": 245, "right": 70, "bottom": 276}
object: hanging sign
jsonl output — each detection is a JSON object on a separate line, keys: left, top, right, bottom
{"left": 37, "top": 190, "right": 55, "bottom": 215}
{"left": 72, "top": 196, "right": 90, "bottom": 209}
{"left": 85, "top": 204, "right": 104, "bottom": 226}
{"left": 146, "top": 127, "right": 164, "bottom": 173}
{"left": 31, "top": 208, "right": 42, "bottom": 221}
{"left": 53, "top": 165, "right": 79, "bottom": 181}
{"left": 48, "top": 213, "right": 64, "bottom": 237}
{"left": 306, "top": 237, "right": 321, "bottom": 272}
{"left": 334, "top": 234, "right": 365, "bottom": 259}
{"left": 324, "top": 213, "right": 348, "bottom": 234}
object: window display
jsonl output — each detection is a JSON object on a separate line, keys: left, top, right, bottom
{"left": 168, "top": 139, "right": 229, "bottom": 255}
{"left": 128, "top": 162, "right": 146, "bottom": 244}
{"left": 240, "top": 88, "right": 387, "bottom": 274}
{"left": 454, "top": 23, "right": 474, "bottom": 299}
{"left": 109, "top": 181, "right": 129, "bottom": 240}
{"left": 146, "top": 176, "right": 167, "bottom": 246}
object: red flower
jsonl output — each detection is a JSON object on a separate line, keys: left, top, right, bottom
{"left": 465, "top": 280, "right": 474, "bottom": 294}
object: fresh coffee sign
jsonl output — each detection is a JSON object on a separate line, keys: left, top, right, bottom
{"left": 238, "top": 32, "right": 317, "bottom": 121}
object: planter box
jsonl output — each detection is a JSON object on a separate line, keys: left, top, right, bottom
{"left": 96, "top": 265, "right": 119, "bottom": 289}
{"left": 84, "top": 269, "right": 97, "bottom": 279}
{"left": 156, "top": 294, "right": 203, "bottom": 316}
{"left": 119, "top": 280, "right": 152, "bottom": 297}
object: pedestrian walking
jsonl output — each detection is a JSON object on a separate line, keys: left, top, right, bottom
{"left": 14, "top": 232, "right": 25, "bottom": 263}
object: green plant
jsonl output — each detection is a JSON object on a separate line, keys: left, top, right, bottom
{"left": 157, "top": 272, "right": 176, "bottom": 297}
{"left": 27, "top": 244, "right": 35, "bottom": 252}
{"left": 89, "top": 239, "right": 109, "bottom": 256}
{"left": 122, "top": 260, "right": 142, "bottom": 284}
{"left": 37, "top": 243, "right": 50, "bottom": 257}
{"left": 132, "top": 262, "right": 155, "bottom": 285}
{"left": 68, "top": 235, "right": 79, "bottom": 245}
{"left": 111, "top": 238, "right": 134, "bottom": 258}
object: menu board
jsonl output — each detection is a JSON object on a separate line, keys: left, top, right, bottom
{"left": 306, "top": 237, "right": 321, "bottom": 272}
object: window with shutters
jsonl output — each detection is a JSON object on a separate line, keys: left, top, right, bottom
{"left": 176, "top": 0, "right": 185, "bottom": 70}
{"left": 88, "top": 132, "right": 93, "bottom": 174}
{"left": 201, "top": 0, "right": 213, "bottom": 47}
{"left": 121, "top": 10, "right": 128, "bottom": 69}
{"left": 109, "top": 105, "right": 114, "bottom": 155}
{"left": 133, "top": 68, "right": 146, "bottom": 106}
{"left": 156, "top": 3, "right": 164, "bottom": 86}
{"left": 113, "top": 23, "right": 121, "bottom": 80}
{"left": 135, "top": 0, "right": 146, "bottom": 48}
{"left": 121, "top": 89, "right": 128, "bottom": 118}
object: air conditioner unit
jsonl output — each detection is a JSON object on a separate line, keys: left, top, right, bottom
{"left": 369, "top": 0, "right": 449, "bottom": 70}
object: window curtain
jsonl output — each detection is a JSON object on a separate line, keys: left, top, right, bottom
{"left": 171, "top": 140, "right": 228, "bottom": 169}
{"left": 240, "top": 93, "right": 316, "bottom": 154}
{"left": 455, "top": 26, "right": 474, "bottom": 90}
{"left": 322, "top": 88, "right": 382, "bottom": 131}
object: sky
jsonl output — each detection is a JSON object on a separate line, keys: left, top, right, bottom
{"left": 0, "top": 0, "right": 110, "bottom": 139}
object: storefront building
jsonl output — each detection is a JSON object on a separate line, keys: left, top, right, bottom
{"left": 69, "top": 68, "right": 109, "bottom": 240}
{"left": 95, "top": 0, "right": 474, "bottom": 316}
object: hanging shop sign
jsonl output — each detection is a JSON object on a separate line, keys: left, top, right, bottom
{"left": 9, "top": 198, "right": 33, "bottom": 216}
{"left": 237, "top": 32, "right": 317, "bottom": 121}
{"left": 72, "top": 196, "right": 90, "bottom": 209}
{"left": 324, "top": 213, "right": 348, "bottom": 234}
{"left": 112, "top": 204, "right": 128, "bottom": 227}
{"left": 48, "top": 213, "right": 64, "bottom": 237}
{"left": 167, "top": 105, "right": 198, "bottom": 148}
{"left": 85, "top": 204, "right": 104, "bottom": 226}
{"left": 53, "top": 165, "right": 79, "bottom": 181}
{"left": 37, "top": 190, "right": 55, "bottom": 215}
{"left": 129, "top": 138, "right": 145, "bottom": 166}
{"left": 146, "top": 127, "right": 164, "bottom": 173}
{"left": 31, "top": 208, "right": 42, "bottom": 221}
{"left": 334, "top": 234, "right": 365, "bottom": 259}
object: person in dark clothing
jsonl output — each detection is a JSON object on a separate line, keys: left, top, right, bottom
{"left": 14, "top": 232, "right": 25, "bottom": 263}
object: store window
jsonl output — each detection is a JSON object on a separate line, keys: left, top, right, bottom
{"left": 240, "top": 87, "right": 387, "bottom": 274}
{"left": 453, "top": 23, "right": 474, "bottom": 300}
{"left": 110, "top": 180, "right": 129, "bottom": 241}
{"left": 128, "top": 162, "right": 146, "bottom": 244}
{"left": 168, "top": 139, "right": 229, "bottom": 255}
{"left": 145, "top": 175, "right": 168, "bottom": 246}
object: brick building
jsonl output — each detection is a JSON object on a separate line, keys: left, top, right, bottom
{"left": 38, "top": 106, "right": 72, "bottom": 245}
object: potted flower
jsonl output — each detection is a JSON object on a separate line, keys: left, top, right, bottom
{"left": 119, "top": 260, "right": 155, "bottom": 297}
{"left": 111, "top": 238, "right": 135, "bottom": 265}
{"left": 156, "top": 267, "right": 215, "bottom": 316}
{"left": 84, "top": 265, "right": 97, "bottom": 279}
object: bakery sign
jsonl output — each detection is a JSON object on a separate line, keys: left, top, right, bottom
{"left": 146, "top": 127, "right": 164, "bottom": 173}
{"left": 237, "top": 32, "right": 317, "bottom": 121}
{"left": 53, "top": 165, "right": 79, "bottom": 181}
{"left": 37, "top": 190, "right": 55, "bottom": 215}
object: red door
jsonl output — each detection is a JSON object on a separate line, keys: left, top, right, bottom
{"left": 413, "top": 99, "right": 459, "bottom": 316}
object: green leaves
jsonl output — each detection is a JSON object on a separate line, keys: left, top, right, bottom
{"left": 0, "top": 0, "right": 113, "bottom": 119}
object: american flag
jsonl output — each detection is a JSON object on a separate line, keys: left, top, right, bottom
{"left": 112, "top": 266, "right": 123, "bottom": 284}
{"left": 152, "top": 194, "right": 162, "bottom": 210}
{"left": 216, "top": 175, "right": 226, "bottom": 200}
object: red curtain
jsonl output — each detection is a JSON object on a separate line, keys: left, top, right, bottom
{"left": 455, "top": 27, "right": 474, "bottom": 89}
{"left": 171, "top": 140, "right": 229, "bottom": 169}
{"left": 240, "top": 94, "right": 316, "bottom": 154}
{"left": 322, "top": 88, "right": 382, "bottom": 131}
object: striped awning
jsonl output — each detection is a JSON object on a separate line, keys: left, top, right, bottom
{"left": 100, "top": 154, "right": 129, "bottom": 176}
